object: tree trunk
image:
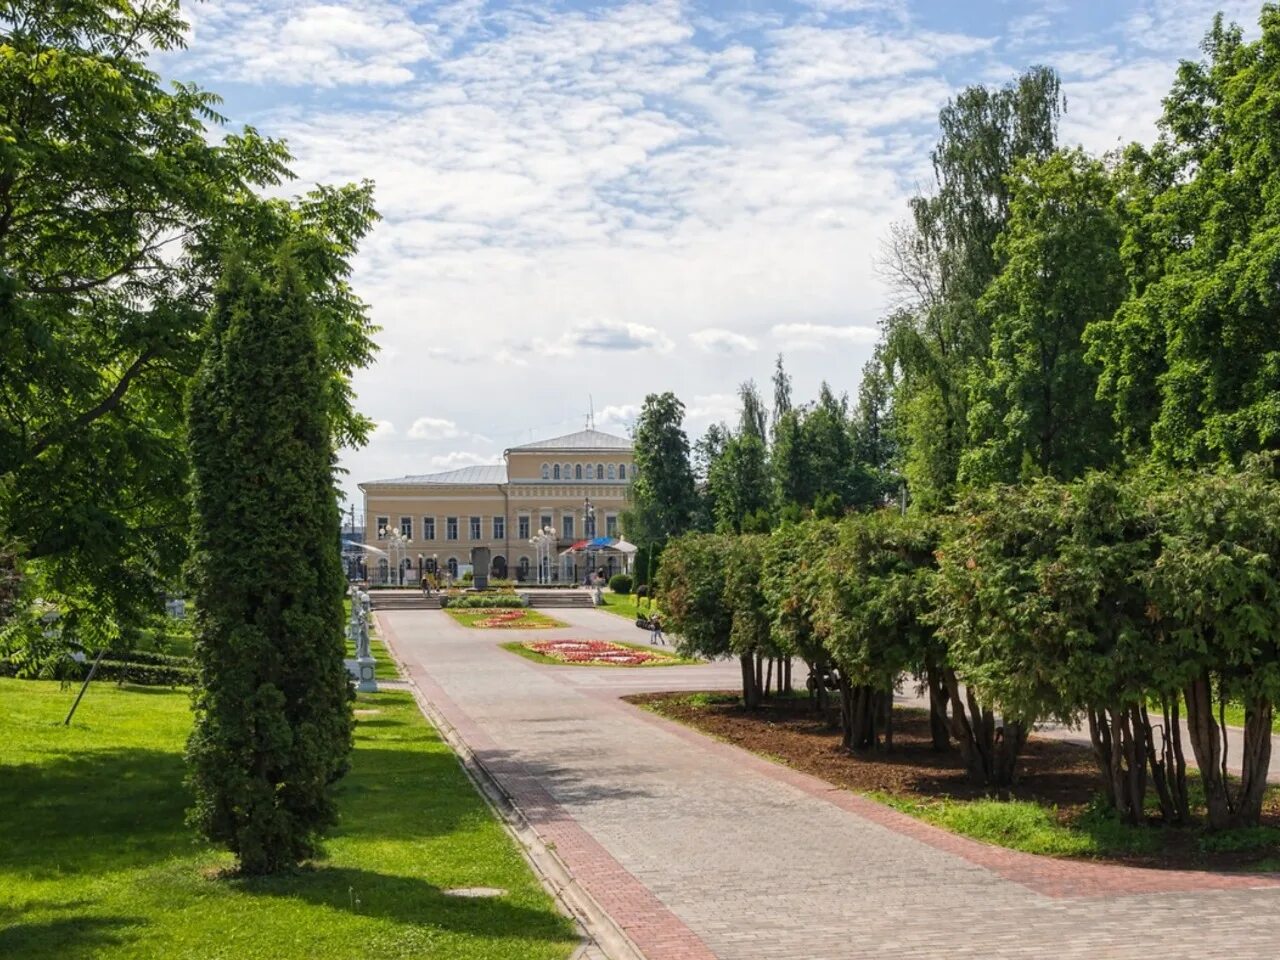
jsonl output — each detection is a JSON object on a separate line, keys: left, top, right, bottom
{"left": 925, "top": 662, "right": 950, "bottom": 751}
{"left": 764, "top": 658, "right": 774, "bottom": 699}
{"left": 1086, "top": 707, "right": 1116, "bottom": 810}
{"left": 941, "top": 667, "right": 1026, "bottom": 790}
{"left": 1236, "top": 697, "right": 1274, "bottom": 827}
{"left": 881, "top": 685, "right": 894, "bottom": 752}
{"left": 740, "top": 652, "right": 760, "bottom": 711}
{"left": 1183, "top": 672, "right": 1230, "bottom": 828}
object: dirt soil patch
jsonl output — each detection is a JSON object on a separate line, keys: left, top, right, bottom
{"left": 627, "top": 691, "right": 1280, "bottom": 872}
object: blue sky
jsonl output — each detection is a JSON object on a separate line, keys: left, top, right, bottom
{"left": 160, "top": 0, "right": 1263, "bottom": 504}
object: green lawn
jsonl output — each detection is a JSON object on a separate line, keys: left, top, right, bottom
{"left": 0, "top": 679, "right": 577, "bottom": 960}
{"left": 446, "top": 609, "right": 566, "bottom": 630}
{"left": 344, "top": 632, "right": 402, "bottom": 681}
{"left": 1147, "top": 696, "right": 1280, "bottom": 734}
{"left": 597, "top": 591, "right": 660, "bottom": 622}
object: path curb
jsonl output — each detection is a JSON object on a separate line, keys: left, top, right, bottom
{"left": 375, "top": 613, "right": 647, "bottom": 960}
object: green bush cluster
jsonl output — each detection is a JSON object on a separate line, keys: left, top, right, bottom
{"left": 608, "top": 574, "right": 633, "bottom": 594}
{"left": 659, "top": 460, "right": 1280, "bottom": 828}
{"left": 441, "top": 594, "right": 527, "bottom": 609}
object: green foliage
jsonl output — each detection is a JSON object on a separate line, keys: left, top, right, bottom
{"left": 723, "top": 535, "right": 773, "bottom": 659}
{"left": 607, "top": 574, "right": 633, "bottom": 594}
{"left": 623, "top": 393, "right": 697, "bottom": 547}
{"left": 656, "top": 533, "right": 731, "bottom": 662}
{"left": 1089, "top": 10, "right": 1280, "bottom": 466}
{"left": 0, "top": 0, "right": 379, "bottom": 649}
{"left": 760, "top": 519, "right": 838, "bottom": 666}
{"left": 708, "top": 432, "right": 770, "bottom": 533}
{"left": 185, "top": 251, "right": 352, "bottom": 875}
{"left": 884, "top": 67, "right": 1064, "bottom": 509}
{"left": 815, "top": 511, "right": 936, "bottom": 693}
{"left": 441, "top": 594, "right": 526, "bottom": 609}
{"left": 963, "top": 149, "right": 1123, "bottom": 485}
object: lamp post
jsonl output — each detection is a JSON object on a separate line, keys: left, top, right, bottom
{"left": 583, "top": 496, "right": 596, "bottom": 587}
{"left": 529, "top": 526, "right": 556, "bottom": 584}
{"left": 378, "top": 525, "right": 413, "bottom": 585}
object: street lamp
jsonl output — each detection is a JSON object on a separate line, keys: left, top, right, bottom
{"left": 583, "top": 496, "right": 596, "bottom": 586}
{"left": 378, "top": 525, "right": 413, "bottom": 585}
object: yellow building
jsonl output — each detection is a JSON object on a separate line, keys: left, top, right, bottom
{"left": 359, "top": 429, "right": 634, "bottom": 584}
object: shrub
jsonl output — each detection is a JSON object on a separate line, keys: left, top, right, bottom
{"left": 442, "top": 595, "right": 526, "bottom": 609}
{"left": 608, "top": 574, "right": 633, "bottom": 594}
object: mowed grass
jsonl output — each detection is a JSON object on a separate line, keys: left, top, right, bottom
{"left": 597, "top": 592, "right": 660, "bottom": 622}
{"left": 445, "top": 609, "right": 565, "bottom": 630}
{"left": 344, "top": 631, "right": 402, "bottom": 680}
{"left": 0, "top": 679, "right": 577, "bottom": 960}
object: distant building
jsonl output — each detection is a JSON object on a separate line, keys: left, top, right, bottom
{"left": 359, "top": 430, "right": 634, "bottom": 584}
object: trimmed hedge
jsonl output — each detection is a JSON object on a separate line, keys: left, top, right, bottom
{"left": 441, "top": 594, "right": 527, "bottom": 609}
{"left": 608, "top": 574, "right": 633, "bottom": 595}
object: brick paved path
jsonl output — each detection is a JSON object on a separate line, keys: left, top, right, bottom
{"left": 380, "top": 608, "right": 1280, "bottom": 960}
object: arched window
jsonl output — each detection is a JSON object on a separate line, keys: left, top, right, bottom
{"left": 574, "top": 464, "right": 583, "bottom": 480}
{"left": 378, "top": 558, "right": 389, "bottom": 584}
{"left": 563, "top": 463, "right": 572, "bottom": 480}
{"left": 447, "top": 557, "right": 458, "bottom": 578}
{"left": 607, "top": 464, "right": 616, "bottom": 480}
{"left": 595, "top": 463, "right": 604, "bottom": 479}
{"left": 553, "top": 464, "right": 561, "bottom": 480}
{"left": 518, "top": 556, "right": 530, "bottom": 580}
{"left": 541, "top": 463, "right": 550, "bottom": 480}
{"left": 618, "top": 463, "right": 627, "bottom": 480}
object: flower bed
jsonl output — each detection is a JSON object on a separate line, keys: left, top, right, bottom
{"left": 475, "top": 610, "right": 536, "bottom": 628}
{"left": 525, "top": 639, "right": 674, "bottom": 666}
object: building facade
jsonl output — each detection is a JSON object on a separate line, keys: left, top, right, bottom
{"left": 358, "top": 429, "right": 634, "bottom": 585}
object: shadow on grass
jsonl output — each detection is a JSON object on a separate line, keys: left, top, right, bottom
{"left": 231, "top": 865, "right": 575, "bottom": 941}
{"left": 0, "top": 914, "right": 142, "bottom": 959}
{"left": 0, "top": 748, "right": 191, "bottom": 879}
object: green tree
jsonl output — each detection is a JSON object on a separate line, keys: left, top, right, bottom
{"left": 1145, "top": 460, "right": 1280, "bottom": 828}
{"left": 963, "top": 149, "right": 1123, "bottom": 485}
{"left": 1088, "top": 11, "right": 1280, "bottom": 467}
{"left": 771, "top": 407, "right": 811, "bottom": 513}
{"left": 185, "top": 251, "right": 353, "bottom": 874}
{"left": 623, "top": 392, "right": 697, "bottom": 549}
{"left": 883, "top": 67, "right": 1064, "bottom": 508}
{"left": 691, "top": 422, "right": 728, "bottom": 533}
{"left": 849, "top": 353, "right": 899, "bottom": 506}
{"left": 0, "top": 0, "right": 378, "bottom": 649}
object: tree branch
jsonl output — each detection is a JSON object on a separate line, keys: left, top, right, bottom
{"left": 23, "top": 349, "right": 158, "bottom": 464}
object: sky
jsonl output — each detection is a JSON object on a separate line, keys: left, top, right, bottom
{"left": 159, "top": 0, "right": 1264, "bottom": 507}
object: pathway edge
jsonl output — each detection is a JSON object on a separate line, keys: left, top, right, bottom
{"left": 376, "top": 612, "right": 648, "bottom": 960}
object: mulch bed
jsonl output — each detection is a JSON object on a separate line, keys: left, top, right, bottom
{"left": 626, "top": 691, "right": 1280, "bottom": 871}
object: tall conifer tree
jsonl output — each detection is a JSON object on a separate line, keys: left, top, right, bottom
{"left": 185, "top": 250, "right": 352, "bottom": 875}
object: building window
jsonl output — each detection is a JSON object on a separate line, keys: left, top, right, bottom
{"left": 575, "top": 463, "right": 583, "bottom": 480}
{"left": 447, "top": 557, "right": 458, "bottom": 579}
{"left": 400, "top": 516, "right": 412, "bottom": 538}
{"left": 493, "top": 516, "right": 505, "bottom": 540}
{"left": 519, "top": 556, "right": 530, "bottom": 579}
{"left": 618, "top": 464, "right": 627, "bottom": 480}
{"left": 376, "top": 516, "right": 389, "bottom": 539}
{"left": 540, "top": 513, "right": 552, "bottom": 532}
{"left": 469, "top": 516, "right": 481, "bottom": 540}
{"left": 563, "top": 462, "right": 572, "bottom": 479}
{"left": 595, "top": 463, "right": 604, "bottom": 479}
{"left": 553, "top": 464, "right": 561, "bottom": 480}
{"left": 607, "top": 464, "right": 616, "bottom": 480}
{"left": 606, "top": 514, "right": 618, "bottom": 537}
{"left": 541, "top": 463, "right": 550, "bottom": 480}
{"left": 518, "top": 515, "right": 530, "bottom": 539}
{"left": 446, "top": 517, "right": 458, "bottom": 540}
{"left": 378, "top": 558, "right": 389, "bottom": 582}
{"left": 423, "top": 517, "right": 435, "bottom": 540}
{"left": 562, "top": 514, "right": 574, "bottom": 539}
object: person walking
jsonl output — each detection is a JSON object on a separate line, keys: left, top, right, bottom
{"left": 420, "top": 571, "right": 431, "bottom": 597}
{"left": 650, "top": 614, "right": 665, "bottom": 646}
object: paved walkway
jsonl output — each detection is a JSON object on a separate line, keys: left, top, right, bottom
{"left": 379, "top": 608, "right": 1280, "bottom": 960}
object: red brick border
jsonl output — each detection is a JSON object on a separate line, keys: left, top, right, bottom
{"left": 377, "top": 614, "right": 717, "bottom": 960}
{"left": 612, "top": 692, "right": 1280, "bottom": 899}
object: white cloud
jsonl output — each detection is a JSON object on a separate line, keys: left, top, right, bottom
{"left": 536, "top": 320, "right": 674, "bottom": 356}
{"left": 686, "top": 393, "right": 740, "bottom": 426}
{"left": 370, "top": 419, "right": 395, "bottom": 439}
{"left": 596, "top": 404, "right": 641, "bottom": 433}
{"left": 690, "top": 328, "right": 759, "bottom": 354}
{"left": 407, "top": 417, "right": 463, "bottom": 440}
{"left": 771, "top": 323, "right": 880, "bottom": 350}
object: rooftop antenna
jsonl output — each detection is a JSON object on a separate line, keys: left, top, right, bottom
{"left": 588, "top": 395, "right": 595, "bottom": 431}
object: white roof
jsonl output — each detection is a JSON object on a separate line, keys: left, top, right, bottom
{"left": 364, "top": 464, "right": 507, "bottom": 487}
{"left": 508, "top": 429, "right": 632, "bottom": 452}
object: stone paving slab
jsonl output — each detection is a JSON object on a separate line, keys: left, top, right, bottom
{"left": 380, "top": 608, "right": 1280, "bottom": 960}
